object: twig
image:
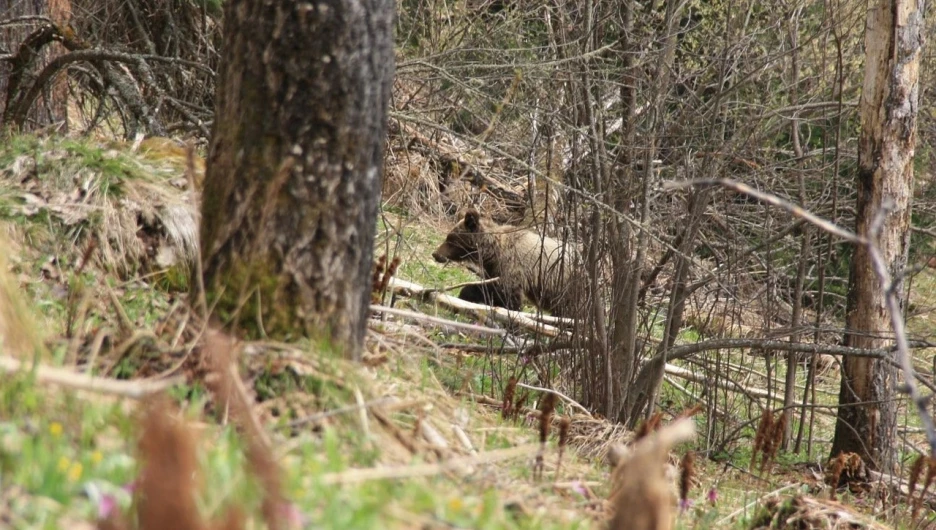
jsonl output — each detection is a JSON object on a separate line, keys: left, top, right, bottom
{"left": 663, "top": 178, "right": 868, "bottom": 246}
{"left": 429, "top": 276, "right": 501, "bottom": 294}
{"left": 370, "top": 304, "right": 506, "bottom": 336}
{"left": 0, "top": 355, "right": 183, "bottom": 399}
{"left": 669, "top": 179, "right": 936, "bottom": 457}
{"left": 867, "top": 200, "right": 936, "bottom": 457}
{"left": 283, "top": 396, "right": 396, "bottom": 429}
{"left": 452, "top": 424, "right": 476, "bottom": 454}
{"left": 353, "top": 386, "right": 371, "bottom": 440}
{"left": 715, "top": 483, "right": 802, "bottom": 525}
{"left": 319, "top": 444, "right": 539, "bottom": 484}
{"left": 0, "top": 15, "right": 52, "bottom": 27}
{"left": 516, "top": 383, "right": 593, "bottom": 418}
{"left": 385, "top": 277, "right": 568, "bottom": 336}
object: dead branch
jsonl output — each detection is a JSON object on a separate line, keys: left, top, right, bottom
{"left": 385, "top": 276, "right": 568, "bottom": 337}
{"left": 0, "top": 355, "right": 183, "bottom": 399}
{"left": 664, "top": 178, "right": 868, "bottom": 246}
{"left": 319, "top": 443, "right": 539, "bottom": 484}
{"left": 7, "top": 48, "right": 165, "bottom": 134}
{"left": 3, "top": 24, "right": 62, "bottom": 120}
{"left": 429, "top": 276, "right": 502, "bottom": 294}
{"left": 370, "top": 304, "right": 507, "bottom": 336}
{"left": 867, "top": 201, "right": 936, "bottom": 457}
{"left": 0, "top": 15, "right": 53, "bottom": 28}
{"left": 671, "top": 178, "right": 936, "bottom": 458}
{"left": 516, "top": 382, "right": 593, "bottom": 417}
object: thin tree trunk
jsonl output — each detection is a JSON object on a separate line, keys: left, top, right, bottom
{"left": 831, "top": 0, "right": 923, "bottom": 471}
{"left": 200, "top": 0, "right": 395, "bottom": 359}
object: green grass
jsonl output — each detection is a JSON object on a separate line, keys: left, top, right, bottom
{"left": 0, "top": 370, "right": 598, "bottom": 529}
{"left": 3, "top": 132, "right": 926, "bottom": 529}
{"left": 0, "top": 374, "right": 136, "bottom": 529}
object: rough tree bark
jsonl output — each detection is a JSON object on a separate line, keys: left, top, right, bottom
{"left": 831, "top": 0, "right": 923, "bottom": 471}
{"left": 199, "top": 0, "right": 394, "bottom": 359}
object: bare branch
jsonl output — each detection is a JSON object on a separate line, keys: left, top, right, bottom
{"left": 0, "top": 355, "right": 183, "bottom": 399}
{"left": 670, "top": 178, "right": 936, "bottom": 457}
{"left": 370, "top": 304, "right": 507, "bottom": 337}
{"left": 663, "top": 178, "right": 868, "bottom": 246}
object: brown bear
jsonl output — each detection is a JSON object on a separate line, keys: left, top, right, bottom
{"left": 457, "top": 281, "right": 523, "bottom": 311}
{"left": 432, "top": 208, "right": 582, "bottom": 317}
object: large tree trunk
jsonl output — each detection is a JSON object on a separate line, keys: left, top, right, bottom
{"left": 200, "top": 0, "right": 394, "bottom": 359}
{"left": 831, "top": 0, "right": 922, "bottom": 471}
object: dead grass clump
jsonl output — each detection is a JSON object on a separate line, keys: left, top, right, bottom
{"left": 607, "top": 419, "right": 695, "bottom": 530}
{"left": 1, "top": 135, "right": 200, "bottom": 278}
{"left": 563, "top": 414, "right": 631, "bottom": 461}
{"left": 747, "top": 494, "right": 889, "bottom": 530}
{"left": 0, "top": 234, "right": 45, "bottom": 357}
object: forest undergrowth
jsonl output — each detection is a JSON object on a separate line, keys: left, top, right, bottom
{"left": 0, "top": 134, "right": 933, "bottom": 529}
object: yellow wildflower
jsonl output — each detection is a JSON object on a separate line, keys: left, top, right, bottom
{"left": 67, "top": 462, "right": 83, "bottom": 482}
{"left": 91, "top": 451, "right": 103, "bottom": 465}
{"left": 447, "top": 497, "right": 463, "bottom": 512}
{"left": 49, "top": 422, "right": 63, "bottom": 437}
{"left": 57, "top": 456, "right": 70, "bottom": 472}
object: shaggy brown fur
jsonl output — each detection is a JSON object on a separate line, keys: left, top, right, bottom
{"left": 432, "top": 209, "right": 582, "bottom": 316}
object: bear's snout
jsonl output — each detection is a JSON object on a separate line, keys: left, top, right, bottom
{"left": 432, "top": 251, "right": 449, "bottom": 263}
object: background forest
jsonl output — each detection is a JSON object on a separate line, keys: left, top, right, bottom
{"left": 0, "top": 0, "right": 935, "bottom": 528}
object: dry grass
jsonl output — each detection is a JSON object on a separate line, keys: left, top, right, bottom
{"left": 747, "top": 495, "right": 891, "bottom": 530}
{"left": 0, "top": 135, "right": 200, "bottom": 278}
{"left": 4, "top": 132, "right": 926, "bottom": 530}
{"left": 0, "top": 233, "right": 45, "bottom": 357}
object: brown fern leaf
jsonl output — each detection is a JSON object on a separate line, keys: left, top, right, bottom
{"left": 761, "top": 410, "right": 786, "bottom": 474}
{"left": 502, "top": 376, "right": 517, "bottom": 420}
{"left": 136, "top": 396, "right": 203, "bottom": 530}
{"left": 679, "top": 452, "right": 695, "bottom": 504}
{"left": 908, "top": 454, "right": 925, "bottom": 498}
{"left": 634, "top": 412, "right": 664, "bottom": 443}
{"left": 675, "top": 404, "right": 704, "bottom": 420}
{"left": 555, "top": 416, "right": 571, "bottom": 482}
{"left": 608, "top": 420, "right": 695, "bottom": 530}
{"left": 205, "top": 330, "right": 285, "bottom": 530}
{"left": 533, "top": 392, "right": 559, "bottom": 481}
{"left": 922, "top": 456, "right": 936, "bottom": 498}
{"left": 372, "top": 254, "right": 387, "bottom": 294}
{"left": 539, "top": 393, "right": 558, "bottom": 444}
{"left": 381, "top": 256, "right": 401, "bottom": 292}
{"left": 750, "top": 410, "right": 774, "bottom": 472}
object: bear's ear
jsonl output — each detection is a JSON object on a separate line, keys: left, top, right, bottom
{"left": 464, "top": 209, "right": 481, "bottom": 232}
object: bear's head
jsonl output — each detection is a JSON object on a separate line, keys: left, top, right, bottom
{"left": 432, "top": 208, "right": 484, "bottom": 263}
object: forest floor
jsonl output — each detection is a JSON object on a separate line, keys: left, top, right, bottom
{"left": 0, "top": 133, "right": 931, "bottom": 529}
